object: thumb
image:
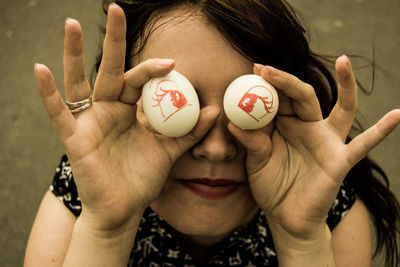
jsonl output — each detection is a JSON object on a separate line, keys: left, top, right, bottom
{"left": 228, "top": 123, "right": 272, "bottom": 175}
{"left": 347, "top": 109, "right": 400, "bottom": 167}
{"left": 166, "top": 106, "right": 221, "bottom": 159}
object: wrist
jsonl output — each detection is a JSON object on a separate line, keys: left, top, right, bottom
{"left": 76, "top": 211, "right": 142, "bottom": 241}
{"left": 268, "top": 222, "right": 336, "bottom": 267}
{"left": 79, "top": 205, "right": 146, "bottom": 233}
{"left": 62, "top": 211, "right": 144, "bottom": 267}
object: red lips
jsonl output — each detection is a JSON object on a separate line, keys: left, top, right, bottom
{"left": 178, "top": 178, "right": 241, "bottom": 199}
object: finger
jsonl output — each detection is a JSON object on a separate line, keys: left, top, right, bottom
{"left": 228, "top": 122, "right": 272, "bottom": 174}
{"left": 93, "top": 3, "right": 126, "bottom": 101}
{"left": 35, "top": 64, "right": 75, "bottom": 141}
{"left": 276, "top": 91, "right": 294, "bottom": 116}
{"left": 253, "top": 63, "right": 263, "bottom": 75}
{"left": 119, "top": 58, "right": 175, "bottom": 104}
{"left": 166, "top": 106, "right": 221, "bottom": 159}
{"left": 327, "top": 56, "right": 358, "bottom": 140}
{"left": 347, "top": 109, "right": 400, "bottom": 166}
{"left": 260, "top": 65, "right": 323, "bottom": 121}
{"left": 254, "top": 64, "right": 293, "bottom": 116}
{"left": 63, "top": 18, "right": 91, "bottom": 102}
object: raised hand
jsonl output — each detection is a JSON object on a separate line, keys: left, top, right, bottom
{"left": 230, "top": 56, "right": 400, "bottom": 238}
{"left": 34, "top": 4, "right": 219, "bottom": 231}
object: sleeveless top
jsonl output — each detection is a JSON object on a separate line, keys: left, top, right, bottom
{"left": 50, "top": 154, "right": 356, "bottom": 267}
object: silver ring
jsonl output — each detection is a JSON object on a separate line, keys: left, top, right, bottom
{"left": 66, "top": 95, "right": 93, "bottom": 114}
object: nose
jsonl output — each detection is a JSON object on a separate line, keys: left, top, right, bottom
{"left": 192, "top": 115, "right": 237, "bottom": 162}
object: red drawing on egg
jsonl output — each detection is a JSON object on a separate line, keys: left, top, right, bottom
{"left": 151, "top": 79, "right": 191, "bottom": 122}
{"left": 238, "top": 85, "right": 274, "bottom": 122}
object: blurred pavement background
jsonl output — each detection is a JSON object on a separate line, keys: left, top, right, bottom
{"left": 0, "top": 0, "right": 399, "bottom": 266}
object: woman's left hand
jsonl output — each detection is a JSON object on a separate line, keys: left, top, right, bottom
{"left": 229, "top": 56, "right": 400, "bottom": 240}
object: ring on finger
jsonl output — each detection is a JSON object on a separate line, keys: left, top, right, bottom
{"left": 66, "top": 94, "right": 93, "bottom": 114}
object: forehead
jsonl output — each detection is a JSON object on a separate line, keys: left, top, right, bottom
{"left": 139, "top": 9, "right": 253, "bottom": 90}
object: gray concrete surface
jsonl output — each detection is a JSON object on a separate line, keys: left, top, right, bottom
{"left": 0, "top": 0, "right": 398, "bottom": 266}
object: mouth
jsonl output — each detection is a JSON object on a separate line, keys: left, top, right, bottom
{"left": 177, "top": 178, "right": 242, "bottom": 199}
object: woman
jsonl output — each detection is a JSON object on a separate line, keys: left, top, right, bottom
{"left": 25, "top": 0, "right": 400, "bottom": 266}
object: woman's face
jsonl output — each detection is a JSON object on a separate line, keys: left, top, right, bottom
{"left": 138, "top": 10, "right": 265, "bottom": 245}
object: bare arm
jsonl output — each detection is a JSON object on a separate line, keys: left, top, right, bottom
{"left": 265, "top": 199, "right": 372, "bottom": 267}
{"left": 24, "top": 191, "right": 142, "bottom": 267}
{"left": 62, "top": 207, "right": 143, "bottom": 267}
{"left": 332, "top": 198, "right": 372, "bottom": 267}
{"left": 24, "top": 191, "right": 75, "bottom": 267}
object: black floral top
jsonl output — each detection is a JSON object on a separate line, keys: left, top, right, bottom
{"left": 50, "top": 155, "right": 356, "bottom": 266}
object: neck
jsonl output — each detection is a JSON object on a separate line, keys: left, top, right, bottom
{"left": 179, "top": 235, "right": 222, "bottom": 265}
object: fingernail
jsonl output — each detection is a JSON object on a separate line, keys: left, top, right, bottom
{"left": 34, "top": 63, "right": 44, "bottom": 72}
{"left": 158, "top": 59, "right": 175, "bottom": 66}
{"left": 108, "top": 3, "right": 118, "bottom": 9}
{"left": 65, "top": 17, "right": 77, "bottom": 25}
{"left": 254, "top": 63, "right": 263, "bottom": 71}
{"left": 339, "top": 55, "right": 349, "bottom": 64}
{"left": 338, "top": 55, "right": 353, "bottom": 71}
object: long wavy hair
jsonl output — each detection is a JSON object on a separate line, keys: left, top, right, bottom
{"left": 94, "top": 0, "right": 400, "bottom": 266}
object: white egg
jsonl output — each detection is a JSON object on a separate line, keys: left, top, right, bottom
{"left": 223, "top": 74, "right": 279, "bottom": 129}
{"left": 142, "top": 70, "right": 200, "bottom": 137}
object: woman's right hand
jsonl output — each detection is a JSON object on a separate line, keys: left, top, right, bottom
{"left": 34, "top": 4, "right": 219, "bottom": 231}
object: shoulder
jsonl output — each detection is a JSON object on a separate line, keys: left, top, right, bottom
{"left": 332, "top": 198, "right": 372, "bottom": 267}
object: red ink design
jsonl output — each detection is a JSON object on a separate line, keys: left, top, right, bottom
{"left": 238, "top": 85, "right": 274, "bottom": 122}
{"left": 151, "top": 79, "right": 191, "bottom": 122}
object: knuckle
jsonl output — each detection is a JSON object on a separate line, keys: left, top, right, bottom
{"left": 302, "top": 84, "right": 316, "bottom": 100}
{"left": 351, "top": 101, "right": 359, "bottom": 112}
{"left": 99, "top": 62, "right": 125, "bottom": 77}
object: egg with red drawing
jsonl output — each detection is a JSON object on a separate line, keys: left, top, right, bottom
{"left": 223, "top": 74, "right": 279, "bottom": 130}
{"left": 142, "top": 70, "right": 200, "bottom": 137}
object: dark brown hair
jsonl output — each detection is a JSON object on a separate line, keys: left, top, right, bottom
{"left": 95, "top": 0, "right": 399, "bottom": 266}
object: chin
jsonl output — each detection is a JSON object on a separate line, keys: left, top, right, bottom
{"left": 149, "top": 179, "right": 259, "bottom": 244}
